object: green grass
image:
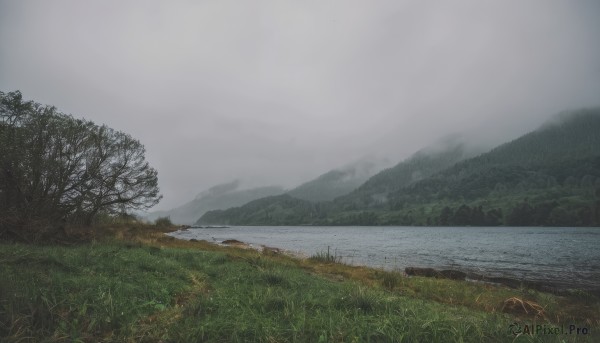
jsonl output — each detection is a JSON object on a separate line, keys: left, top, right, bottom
{"left": 1, "top": 232, "right": 598, "bottom": 342}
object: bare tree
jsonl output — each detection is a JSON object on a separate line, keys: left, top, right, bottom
{"left": 0, "top": 91, "right": 162, "bottom": 230}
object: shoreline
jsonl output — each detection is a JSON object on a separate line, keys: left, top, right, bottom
{"left": 170, "top": 229, "right": 600, "bottom": 296}
{"left": 194, "top": 236, "right": 310, "bottom": 260}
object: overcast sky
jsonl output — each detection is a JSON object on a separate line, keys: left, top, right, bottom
{"left": 1, "top": 0, "right": 599, "bottom": 210}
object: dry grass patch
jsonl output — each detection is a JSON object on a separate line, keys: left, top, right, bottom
{"left": 502, "top": 297, "right": 545, "bottom": 318}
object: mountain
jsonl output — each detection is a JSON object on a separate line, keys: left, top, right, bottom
{"left": 287, "top": 156, "right": 389, "bottom": 202}
{"left": 152, "top": 157, "right": 384, "bottom": 225}
{"left": 198, "top": 137, "right": 476, "bottom": 225}
{"left": 146, "top": 181, "right": 284, "bottom": 224}
{"left": 333, "top": 137, "right": 476, "bottom": 209}
{"left": 388, "top": 108, "right": 600, "bottom": 204}
{"left": 198, "top": 108, "right": 600, "bottom": 226}
{"left": 372, "top": 108, "right": 600, "bottom": 226}
{"left": 197, "top": 194, "right": 316, "bottom": 226}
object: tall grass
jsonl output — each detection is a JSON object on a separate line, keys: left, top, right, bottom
{"left": 1, "top": 232, "right": 598, "bottom": 342}
{"left": 309, "top": 246, "right": 342, "bottom": 263}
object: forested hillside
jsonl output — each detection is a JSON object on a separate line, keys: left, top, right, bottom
{"left": 197, "top": 194, "right": 316, "bottom": 225}
{"left": 385, "top": 109, "right": 600, "bottom": 214}
{"left": 199, "top": 109, "right": 600, "bottom": 226}
{"left": 334, "top": 140, "right": 472, "bottom": 209}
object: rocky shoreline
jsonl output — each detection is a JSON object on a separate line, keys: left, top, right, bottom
{"left": 188, "top": 236, "right": 308, "bottom": 259}
{"left": 404, "top": 266, "right": 600, "bottom": 296}
{"left": 175, "top": 230, "right": 598, "bottom": 296}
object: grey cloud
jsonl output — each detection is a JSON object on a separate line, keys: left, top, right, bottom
{"left": 1, "top": 0, "right": 599, "bottom": 209}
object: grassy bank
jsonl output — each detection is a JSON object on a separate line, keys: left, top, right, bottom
{"left": 1, "top": 225, "right": 598, "bottom": 342}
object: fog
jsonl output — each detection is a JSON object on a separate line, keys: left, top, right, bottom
{"left": 1, "top": 0, "right": 599, "bottom": 210}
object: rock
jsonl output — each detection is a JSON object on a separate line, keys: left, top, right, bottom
{"left": 222, "top": 239, "right": 244, "bottom": 245}
{"left": 439, "top": 270, "right": 467, "bottom": 280}
{"left": 405, "top": 267, "right": 437, "bottom": 277}
{"left": 262, "top": 246, "right": 281, "bottom": 255}
{"left": 405, "top": 267, "right": 466, "bottom": 280}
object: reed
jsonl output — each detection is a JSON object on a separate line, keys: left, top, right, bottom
{"left": 308, "top": 245, "right": 342, "bottom": 263}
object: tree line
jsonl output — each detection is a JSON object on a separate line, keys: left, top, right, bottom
{"left": 0, "top": 91, "right": 161, "bottom": 237}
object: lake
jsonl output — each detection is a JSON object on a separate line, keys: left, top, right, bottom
{"left": 168, "top": 226, "right": 600, "bottom": 291}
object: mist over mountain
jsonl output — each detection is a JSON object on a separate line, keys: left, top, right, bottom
{"left": 287, "top": 156, "right": 390, "bottom": 202}
{"left": 199, "top": 108, "right": 600, "bottom": 226}
{"left": 146, "top": 182, "right": 284, "bottom": 225}
{"left": 196, "top": 180, "right": 242, "bottom": 199}
{"left": 384, "top": 108, "right": 600, "bottom": 210}
{"left": 334, "top": 136, "right": 480, "bottom": 209}
{"left": 197, "top": 134, "right": 480, "bottom": 225}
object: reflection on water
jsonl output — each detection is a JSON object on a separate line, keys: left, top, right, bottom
{"left": 169, "top": 226, "right": 600, "bottom": 291}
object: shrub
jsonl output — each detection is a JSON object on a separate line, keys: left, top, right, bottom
{"left": 155, "top": 216, "right": 173, "bottom": 227}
